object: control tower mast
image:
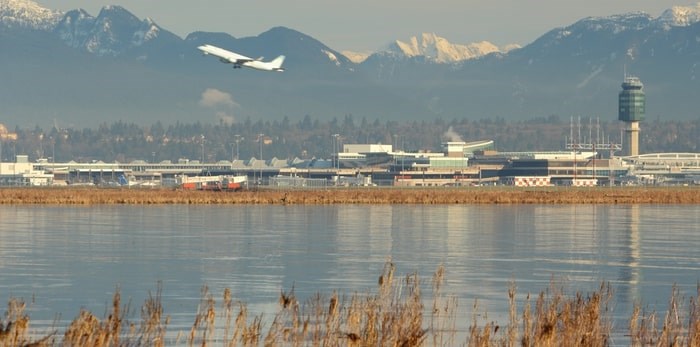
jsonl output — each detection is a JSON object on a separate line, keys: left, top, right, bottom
{"left": 618, "top": 75, "right": 645, "bottom": 156}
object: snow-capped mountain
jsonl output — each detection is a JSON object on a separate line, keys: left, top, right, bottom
{"left": 0, "top": 0, "right": 61, "bottom": 30}
{"left": 542, "top": 3, "right": 700, "bottom": 40}
{"left": 2, "top": 0, "right": 700, "bottom": 127}
{"left": 658, "top": 3, "right": 700, "bottom": 27}
{"left": 518, "top": 3, "right": 700, "bottom": 65}
{"left": 55, "top": 9, "right": 94, "bottom": 48}
{"left": 54, "top": 5, "right": 180, "bottom": 56}
{"left": 341, "top": 50, "right": 371, "bottom": 64}
{"left": 381, "top": 33, "right": 518, "bottom": 63}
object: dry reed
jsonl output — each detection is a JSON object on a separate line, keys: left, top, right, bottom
{"left": 1, "top": 186, "right": 700, "bottom": 205}
{"left": 0, "top": 298, "right": 32, "bottom": 347}
{"left": 629, "top": 284, "right": 700, "bottom": 346}
{"left": 3, "top": 263, "right": 700, "bottom": 346}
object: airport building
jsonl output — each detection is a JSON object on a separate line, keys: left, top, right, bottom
{"left": 0, "top": 155, "right": 54, "bottom": 186}
{"left": 619, "top": 75, "right": 645, "bottom": 156}
{"left": 1, "top": 136, "right": 699, "bottom": 188}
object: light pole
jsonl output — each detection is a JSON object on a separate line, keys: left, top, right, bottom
{"left": 50, "top": 136, "right": 55, "bottom": 163}
{"left": 337, "top": 134, "right": 342, "bottom": 170}
{"left": 392, "top": 134, "right": 398, "bottom": 167}
{"left": 200, "top": 135, "right": 205, "bottom": 163}
{"left": 234, "top": 134, "right": 242, "bottom": 161}
{"left": 39, "top": 134, "right": 44, "bottom": 159}
{"left": 258, "top": 133, "right": 264, "bottom": 185}
{"left": 332, "top": 133, "right": 340, "bottom": 170}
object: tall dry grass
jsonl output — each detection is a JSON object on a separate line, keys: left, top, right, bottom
{"left": 2, "top": 263, "right": 700, "bottom": 346}
{"left": 629, "top": 284, "right": 700, "bottom": 346}
{"left": 0, "top": 299, "right": 32, "bottom": 346}
{"left": 1, "top": 186, "right": 700, "bottom": 205}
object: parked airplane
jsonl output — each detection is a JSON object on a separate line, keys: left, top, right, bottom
{"left": 197, "top": 44, "right": 285, "bottom": 72}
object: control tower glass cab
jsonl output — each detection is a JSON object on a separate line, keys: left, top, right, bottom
{"left": 618, "top": 76, "right": 645, "bottom": 122}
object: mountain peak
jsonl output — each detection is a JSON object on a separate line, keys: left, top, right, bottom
{"left": 569, "top": 12, "right": 653, "bottom": 33}
{"left": 95, "top": 5, "right": 141, "bottom": 24}
{"left": 54, "top": 4, "right": 174, "bottom": 56}
{"left": 658, "top": 3, "right": 700, "bottom": 27}
{"left": 99, "top": 5, "right": 130, "bottom": 15}
{"left": 342, "top": 50, "right": 372, "bottom": 63}
{"left": 0, "top": 0, "right": 61, "bottom": 30}
{"left": 386, "top": 33, "right": 512, "bottom": 63}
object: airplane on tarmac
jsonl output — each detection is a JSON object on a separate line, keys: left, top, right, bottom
{"left": 197, "top": 44, "right": 285, "bottom": 72}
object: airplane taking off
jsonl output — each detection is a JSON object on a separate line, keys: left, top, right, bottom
{"left": 197, "top": 44, "right": 285, "bottom": 72}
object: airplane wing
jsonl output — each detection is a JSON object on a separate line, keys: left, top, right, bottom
{"left": 198, "top": 44, "right": 254, "bottom": 65}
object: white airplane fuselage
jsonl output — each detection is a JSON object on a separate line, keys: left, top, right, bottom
{"left": 198, "top": 44, "right": 285, "bottom": 72}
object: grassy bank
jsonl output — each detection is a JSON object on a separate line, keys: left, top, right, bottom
{"left": 2, "top": 263, "right": 699, "bottom": 346}
{"left": 1, "top": 186, "right": 699, "bottom": 204}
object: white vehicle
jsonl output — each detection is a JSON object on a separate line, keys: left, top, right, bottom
{"left": 197, "top": 44, "right": 285, "bottom": 72}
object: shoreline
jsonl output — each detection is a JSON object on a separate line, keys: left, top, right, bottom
{"left": 1, "top": 186, "right": 699, "bottom": 204}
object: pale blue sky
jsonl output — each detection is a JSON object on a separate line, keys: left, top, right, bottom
{"left": 37, "top": 0, "right": 698, "bottom": 52}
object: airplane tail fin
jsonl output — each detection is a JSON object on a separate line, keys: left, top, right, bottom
{"left": 270, "top": 55, "right": 285, "bottom": 71}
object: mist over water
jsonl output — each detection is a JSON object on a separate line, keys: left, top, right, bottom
{"left": 1, "top": 204, "right": 699, "bottom": 341}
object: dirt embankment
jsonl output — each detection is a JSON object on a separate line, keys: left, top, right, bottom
{"left": 1, "top": 187, "right": 699, "bottom": 204}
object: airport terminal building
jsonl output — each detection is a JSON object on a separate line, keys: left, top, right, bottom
{"left": 3, "top": 137, "right": 697, "bottom": 188}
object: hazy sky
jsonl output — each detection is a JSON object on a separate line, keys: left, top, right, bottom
{"left": 36, "top": 0, "right": 698, "bottom": 52}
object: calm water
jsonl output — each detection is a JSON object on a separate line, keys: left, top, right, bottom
{"left": 1, "top": 204, "right": 699, "bottom": 343}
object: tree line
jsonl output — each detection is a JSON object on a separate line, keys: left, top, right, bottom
{"left": 1, "top": 115, "right": 698, "bottom": 163}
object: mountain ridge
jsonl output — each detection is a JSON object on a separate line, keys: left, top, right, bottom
{"left": 659, "top": 3, "right": 700, "bottom": 27}
{"left": 384, "top": 33, "right": 516, "bottom": 63}
{"left": 1, "top": 0, "right": 700, "bottom": 127}
{"left": 0, "top": 0, "right": 60, "bottom": 29}
{"left": 8, "top": 0, "right": 699, "bottom": 63}
{"left": 0, "top": 0, "right": 522, "bottom": 63}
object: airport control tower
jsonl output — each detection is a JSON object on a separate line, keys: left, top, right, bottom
{"left": 618, "top": 75, "right": 645, "bottom": 156}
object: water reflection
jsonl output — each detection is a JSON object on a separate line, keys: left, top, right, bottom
{"left": 0, "top": 204, "right": 699, "bottom": 337}
{"left": 617, "top": 204, "right": 641, "bottom": 310}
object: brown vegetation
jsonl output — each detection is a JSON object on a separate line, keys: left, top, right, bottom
{"left": 2, "top": 263, "right": 700, "bottom": 346}
{"left": 1, "top": 186, "right": 699, "bottom": 205}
